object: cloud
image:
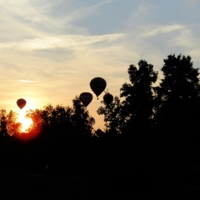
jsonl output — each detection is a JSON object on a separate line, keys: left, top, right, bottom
{"left": 126, "top": 2, "right": 159, "bottom": 29}
{"left": 0, "top": 33, "right": 126, "bottom": 50}
{"left": 169, "top": 29, "right": 195, "bottom": 48}
{"left": 0, "top": 0, "right": 116, "bottom": 41}
{"left": 17, "top": 80, "right": 35, "bottom": 83}
{"left": 58, "top": 0, "right": 115, "bottom": 22}
{"left": 139, "top": 24, "right": 185, "bottom": 37}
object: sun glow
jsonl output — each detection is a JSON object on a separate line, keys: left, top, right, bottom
{"left": 18, "top": 110, "right": 33, "bottom": 133}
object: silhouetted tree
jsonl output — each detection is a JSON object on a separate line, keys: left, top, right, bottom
{"left": 0, "top": 110, "right": 21, "bottom": 137}
{"left": 97, "top": 60, "right": 158, "bottom": 180}
{"left": 120, "top": 60, "right": 158, "bottom": 138}
{"left": 26, "top": 108, "right": 44, "bottom": 133}
{"left": 25, "top": 99, "right": 95, "bottom": 175}
{"left": 71, "top": 96, "right": 95, "bottom": 138}
{"left": 97, "top": 95, "right": 122, "bottom": 135}
{"left": 26, "top": 104, "right": 75, "bottom": 174}
{"left": 0, "top": 110, "right": 8, "bottom": 138}
{"left": 155, "top": 54, "right": 200, "bottom": 163}
{"left": 94, "top": 128, "right": 105, "bottom": 137}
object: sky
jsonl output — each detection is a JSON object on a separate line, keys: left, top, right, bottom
{"left": 0, "top": 0, "right": 200, "bottom": 130}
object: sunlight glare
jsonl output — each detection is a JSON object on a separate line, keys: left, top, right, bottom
{"left": 18, "top": 109, "right": 33, "bottom": 132}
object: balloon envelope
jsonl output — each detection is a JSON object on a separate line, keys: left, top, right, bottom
{"left": 80, "top": 92, "right": 93, "bottom": 107}
{"left": 103, "top": 93, "right": 113, "bottom": 105}
{"left": 17, "top": 98, "right": 26, "bottom": 109}
{"left": 90, "top": 77, "right": 106, "bottom": 98}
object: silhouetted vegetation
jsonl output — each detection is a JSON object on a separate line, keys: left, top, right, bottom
{"left": 0, "top": 54, "right": 200, "bottom": 198}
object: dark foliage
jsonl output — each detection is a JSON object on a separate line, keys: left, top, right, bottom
{"left": 0, "top": 54, "right": 200, "bottom": 197}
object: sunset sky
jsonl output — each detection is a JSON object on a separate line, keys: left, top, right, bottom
{"left": 0, "top": 0, "right": 199, "bottom": 130}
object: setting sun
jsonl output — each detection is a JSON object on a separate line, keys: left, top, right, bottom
{"left": 18, "top": 110, "right": 33, "bottom": 133}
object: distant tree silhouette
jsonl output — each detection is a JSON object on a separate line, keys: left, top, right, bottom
{"left": 71, "top": 96, "right": 95, "bottom": 138}
{"left": 94, "top": 128, "right": 105, "bottom": 137}
{"left": 25, "top": 98, "right": 95, "bottom": 175}
{"left": 97, "top": 95, "right": 122, "bottom": 135}
{"left": 0, "top": 110, "right": 8, "bottom": 138}
{"left": 26, "top": 108, "right": 44, "bottom": 133}
{"left": 0, "top": 109, "right": 21, "bottom": 137}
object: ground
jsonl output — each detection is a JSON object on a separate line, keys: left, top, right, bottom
{"left": 0, "top": 174, "right": 200, "bottom": 200}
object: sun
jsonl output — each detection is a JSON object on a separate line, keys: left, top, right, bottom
{"left": 18, "top": 110, "right": 33, "bottom": 133}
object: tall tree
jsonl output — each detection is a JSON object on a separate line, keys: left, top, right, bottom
{"left": 157, "top": 54, "right": 200, "bottom": 131}
{"left": 155, "top": 54, "right": 200, "bottom": 163}
{"left": 120, "top": 60, "right": 158, "bottom": 138}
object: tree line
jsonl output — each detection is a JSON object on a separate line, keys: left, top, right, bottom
{"left": 0, "top": 54, "right": 200, "bottom": 184}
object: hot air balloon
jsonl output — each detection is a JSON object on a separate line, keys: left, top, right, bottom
{"left": 16, "top": 98, "right": 26, "bottom": 109}
{"left": 103, "top": 93, "right": 113, "bottom": 105}
{"left": 90, "top": 77, "right": 106, "bottom": 99}
{"left": 80, "top": 92, "right": 93, "bottom": 107}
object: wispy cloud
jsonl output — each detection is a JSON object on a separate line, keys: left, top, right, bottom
{"left": 0, "top": 0, "right": 116, "bottom": 42}
{"left": 139, "top": 24, "right": 185, "bottom": 37}
{"left": 0, "top": 34, "right": 126, "bottom": 50}
{"left": 17, "top": 80, "right": 35, "bottom": 83}
{"left": 169, "top": 27, "right": 199, "bottom": 49}
{"left": 126, "top": 2, "right": 159, "bottom": 30}
{"left": 58, "top": 0, "right": 115, "bottom": 23}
